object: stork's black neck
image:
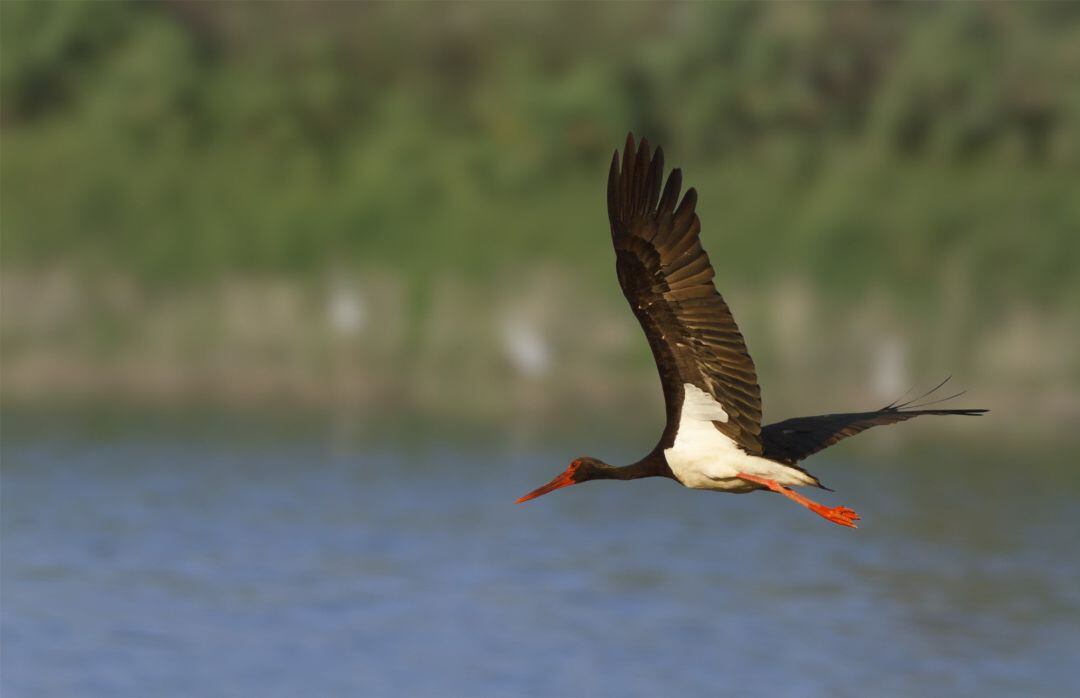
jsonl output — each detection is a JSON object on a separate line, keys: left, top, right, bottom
{"left": 595, "top": 452, "right": 673, "bottom": 481}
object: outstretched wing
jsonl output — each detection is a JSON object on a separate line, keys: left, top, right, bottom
{"left": 761, "top": 407, "right": 988, "bottom": 465}
{"left": 608, "top": 133, "right": 762, "bottom": 454}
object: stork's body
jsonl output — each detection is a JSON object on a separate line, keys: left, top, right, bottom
{"left": 517, "top": 134, "right": 986, "bottom": 528}
{"left": 665, "top": 384, "right": 818, "bottom": 492}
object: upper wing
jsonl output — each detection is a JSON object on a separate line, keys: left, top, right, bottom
{"left": 761, "top": 406, "right": 988, "bottom": 464}
{"left": 608, "top": 133, "right": 762, "bottom": 454}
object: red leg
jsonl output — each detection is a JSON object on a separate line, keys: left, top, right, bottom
{"left": 737, "top": 473, "right": 860, "bottom": 529}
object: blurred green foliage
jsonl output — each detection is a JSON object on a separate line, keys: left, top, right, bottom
{"left": 3, "top": 1, "right": 1079, "bottom": 308}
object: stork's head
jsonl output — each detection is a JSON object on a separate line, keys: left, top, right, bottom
{"left": 515, "top": 457, "right": 609, "bottom": 503}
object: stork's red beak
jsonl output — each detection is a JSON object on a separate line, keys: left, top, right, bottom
{"left": 516, "top": 469, "right": 576, "bottom": 503}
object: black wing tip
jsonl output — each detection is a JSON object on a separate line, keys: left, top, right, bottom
{"left": 622, "top": 131, "right": 664, "bottom": 158}
{"left": 882, "top": 378, "right": 990, "bottom": 414}
{"left": 947, "top": 408, "right": 989, "bottom": 416}
{"left": 889, "top": 406, "right": 988, "bottom": 417}
{"left": 612, "top": 131, "right": 666, "bottom": 225}
{"left": 622, "top": 132, "right": 656, "bottom": 164}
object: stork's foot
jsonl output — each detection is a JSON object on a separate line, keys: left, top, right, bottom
{"left": 811, "top": 504, "right": 860, "bottom": 529}
{"left": 737, "top": 472, "right": 861, "bottom": 529}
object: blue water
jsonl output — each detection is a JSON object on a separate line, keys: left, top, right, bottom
{"left": 3, "top": 414, "right": 1078, "bottom": 697}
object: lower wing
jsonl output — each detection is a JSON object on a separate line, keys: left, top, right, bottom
{"left": 761, "top": 406, "right": 987, "bottom": 465}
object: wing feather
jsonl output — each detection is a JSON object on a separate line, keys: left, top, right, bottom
{"left": 609, "top": 134, "right": 762, "bottom": 453}
{"left": 761, "top": 407, "right": 988, "bottom": 464}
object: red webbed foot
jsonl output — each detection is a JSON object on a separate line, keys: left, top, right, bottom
{"left": 812, "top": 504, "right": 860, "bottom": 529}
{"left": 737, "top": 472, "right": 862, "bottom": 529}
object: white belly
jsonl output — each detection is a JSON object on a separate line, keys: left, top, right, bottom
{"left": 665, "top": 384, "right": 815, "bottom": 491}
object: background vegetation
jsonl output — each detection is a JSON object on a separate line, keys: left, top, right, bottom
{"left": 2, "top": 2, "right": 1078, "bottom": 441}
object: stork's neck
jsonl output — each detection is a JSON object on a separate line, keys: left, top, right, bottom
{"left": 602, "top": 453, "right": 673, "bottom": 481}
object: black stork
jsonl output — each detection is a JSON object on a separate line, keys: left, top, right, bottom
{"left": 517, "top": 134, "right": 987, "bottom": 528}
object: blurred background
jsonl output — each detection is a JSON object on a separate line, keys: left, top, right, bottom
{"left": 2, "top": 3, "right": 1078, "bottom": 697}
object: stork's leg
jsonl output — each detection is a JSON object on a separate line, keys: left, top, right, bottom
{"left": 737, "top": 472, "right": 860, "bottom": 528}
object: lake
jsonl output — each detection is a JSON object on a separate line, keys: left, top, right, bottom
{"left": 2, "top": 410, "right": 1078, "bottom": 697}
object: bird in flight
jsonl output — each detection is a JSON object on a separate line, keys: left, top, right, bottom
{"left": 517, "top": 134, "right": 987, "bottom": 528}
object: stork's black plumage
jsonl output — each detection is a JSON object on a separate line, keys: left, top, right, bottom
{"left": 608, "top": 133, "right": 762, "bottom": 455}
{"left": 761, "top": 403, "right": 987, "bottom": 466}
{"left": 517, "top": 134, "right": 987, "bottom": 528}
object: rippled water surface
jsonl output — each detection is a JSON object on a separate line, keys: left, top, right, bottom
{"left": 3, "top": 413, "right": 1078, "bottom": 697}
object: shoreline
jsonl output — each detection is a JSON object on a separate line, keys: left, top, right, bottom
{"left": 3, "top": 267, "right": 1077, "bottom": 445}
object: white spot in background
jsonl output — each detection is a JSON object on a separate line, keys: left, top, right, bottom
{"left": 499, "top": 315, "right": 550, "bottom": 378}
{"left": 327, "top": 284, "right": 367, "bottom": 337}
{"left": 872, "top": 336, "right": 908, "bottom": 401}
